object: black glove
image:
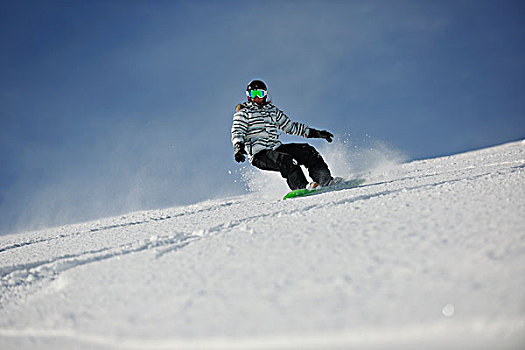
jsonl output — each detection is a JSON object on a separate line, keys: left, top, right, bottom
{"left": 308, "top": 128, "right": 333, "bottom": 143}
{"left": 233, "top": 143, "right": 247, "bottom": 163}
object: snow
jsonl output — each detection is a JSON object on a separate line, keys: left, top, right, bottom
{"left": 1, "top": 140, "right": 524, "bottom": 350}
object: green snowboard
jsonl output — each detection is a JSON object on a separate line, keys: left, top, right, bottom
{"left": 283, "top": 178, "right": 366, "bottom": 200}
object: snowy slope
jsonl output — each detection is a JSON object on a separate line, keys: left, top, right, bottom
{"left": 1, "top": 140, "right": 524, "bottom": 350}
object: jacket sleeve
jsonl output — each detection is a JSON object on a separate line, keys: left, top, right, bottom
{"left": 231, "top": 110, "right": 248, "bottom": 146}
{"left": 274, "top": 108, "right": 310, "bottom": 138}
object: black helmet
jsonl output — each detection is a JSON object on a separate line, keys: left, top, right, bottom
{"left": 246, "top": 79, "right": 267, "bottom": 92}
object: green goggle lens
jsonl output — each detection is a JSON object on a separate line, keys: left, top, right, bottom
{"left": 247, "top": 89, "right": 267, "bottom": 98}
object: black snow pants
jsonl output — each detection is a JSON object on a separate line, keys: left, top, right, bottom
{"left": 251, "top": 143, "right": 333, "bottom": 190}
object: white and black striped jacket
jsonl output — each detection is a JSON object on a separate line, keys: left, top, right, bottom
{"left": 231, "top": 101, "right": 311, "bottom": 161}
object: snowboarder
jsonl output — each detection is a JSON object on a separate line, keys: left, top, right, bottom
{"left": 231, "top": 79, "right": 340, "bottom": 191}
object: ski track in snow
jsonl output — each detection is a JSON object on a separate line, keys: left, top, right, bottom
{"left": 1, "top": 140, "right": 525, "bottom": 349}
{"left": 1, "top": 161, "right": 518, "bottom": 291}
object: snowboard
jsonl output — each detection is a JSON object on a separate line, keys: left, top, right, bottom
{"left": 283, "top": 178, "right": 366, "bottom": 200}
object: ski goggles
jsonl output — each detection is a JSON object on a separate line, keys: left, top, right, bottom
{"left": 246, "top": 89, "right": 268, "bottom": 98}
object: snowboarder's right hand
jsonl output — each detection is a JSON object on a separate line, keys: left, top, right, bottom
{"left": 234, "top": 143, "right": 247, "bottom": 163}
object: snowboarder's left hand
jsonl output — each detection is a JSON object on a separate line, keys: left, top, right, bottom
{"left": 308, "top": 129, "right": 333, "bottom": 143}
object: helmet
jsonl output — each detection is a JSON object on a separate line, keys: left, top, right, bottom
{"left": 246, "top": 79, "right": 267, "bottom": 92}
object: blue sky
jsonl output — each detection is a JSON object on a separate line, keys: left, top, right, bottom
{"left": 1, "top": 0, "right": 524, "bottom": 234}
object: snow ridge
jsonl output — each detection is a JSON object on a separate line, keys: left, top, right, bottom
{"left": 1, "top": 140, "right": 524, "bottom": 350}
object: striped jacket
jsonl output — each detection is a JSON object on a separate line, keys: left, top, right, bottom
{"left": 231, "top": 101, "right": 311, "bottom": 161}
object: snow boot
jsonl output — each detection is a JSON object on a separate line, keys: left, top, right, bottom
{"left": 306, "top": 182, "right": 319, "bottom": 190}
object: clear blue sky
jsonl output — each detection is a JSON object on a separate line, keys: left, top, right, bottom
{"left": 1, "top": 0, "right": 524, "bottom": 234}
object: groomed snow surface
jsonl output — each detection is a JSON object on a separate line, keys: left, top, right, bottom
{"left": 1, "top": 140, "right": 524, "bottom": 350}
